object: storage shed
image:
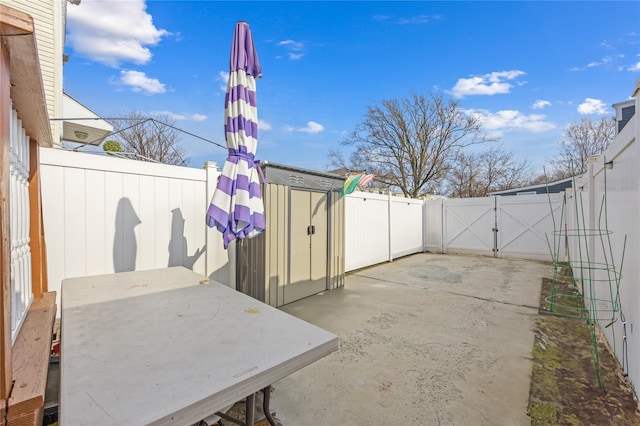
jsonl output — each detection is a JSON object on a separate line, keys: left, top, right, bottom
{"left": 236, "top": 162, "right": 346, "bottom": 307}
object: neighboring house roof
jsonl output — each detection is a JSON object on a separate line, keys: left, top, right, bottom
{"left": 61, "top": 93, "right": 113, "bottom": 145}
{"left": 489, "top": 176, "right": 574, "bottom": 197}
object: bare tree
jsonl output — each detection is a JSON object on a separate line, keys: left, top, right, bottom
{"left": 108, "top": 111, "right": 187, "bottom": 166}
{"left": 445, "top": 146, "right": 533, "bottom": 198}
{"left": 550, "top": 117, "right": 615, "bottom": 178}
{"left": 332, "top": 93, "right": 493, "bottom": 198}
{"left": 444, "top": 150, "right": 480, "bottom": 198}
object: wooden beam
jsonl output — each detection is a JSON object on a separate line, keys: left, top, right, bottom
{"left": 7, "top": 292, "right": 56, "bottom": 426}
{"left": 0, "top": 5, "right": 33, "bottom": 36}
{"left": 29, "top": 142, "right": 47, "bottom": 297}
{"left": 0, "top": 27, "right": 13, "bottom": 403}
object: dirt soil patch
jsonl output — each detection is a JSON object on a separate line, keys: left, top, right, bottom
{"left": 528, "top": 277, "right": 640, "bottom": 425}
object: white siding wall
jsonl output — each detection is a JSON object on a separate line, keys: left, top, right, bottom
{"left": 40, "top": 148, "right": 233, "bottom": 312}
{"left": 11, "top": 0, "right": 63, "bottom": 143}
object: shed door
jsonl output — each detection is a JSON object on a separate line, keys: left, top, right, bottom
{"left": 284, "top": 189, "right": 328, "bottom": 305}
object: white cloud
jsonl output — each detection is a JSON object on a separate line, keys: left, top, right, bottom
{"left": 600, "top": 41, "right": 613, "bottom": 49}
{"left": 373, "top": 15, "right": 391, "bottom": 22}
{"left": 628, "top": 60, "right": 640, "bottom": 72}
{"left": 218, "top": 71, "right": 229, "bottom": 92}
{"left": 151, "top": 111, "right": 207, "bottom": 122}
{"left": 571, "top": 54, "right": 624, "bottom": 71}
{"left": 285, "top": 121, "right": 325, "bottom": 134}
{"left": 396, "top": 15, "right": 441, "bottom": 24}
{"left": 532, "top": 100, "right": 551, "bottom": 110}
{"left": 587, "top": 56, "right": 614, "bottom": 68}
{"left": 449, "top": 70, "right": 526, "bottom": 98}
{"left": 299, "top": 121, "right": 324, "bottom": 134}
{"left": 577, "top": 98, "right": 608, "bottom": 115}
{"left": 277, "top": 39, "right": 306, "bottom": 60}
{"left": 373, "top": 14, "right": 441, "bottom": 24}
{"left": 465, "top": 109, "right": 556, "bottom": 133}
{"left": 258, "top": 119, "right": 272, "bottom": 130}
{"left": 67, "top": 0, "right": 168, "bottom": 67}
{"left": 278, "top": 40, "right": 305, "bottom": 51}
{"left": 118, "top": 70, "right": 165, "bottom": 94}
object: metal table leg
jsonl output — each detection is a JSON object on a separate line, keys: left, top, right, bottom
{"left": 214, "top": 387, "right": 277, "bottom": 426}
{"left": 245, "top": 393, "right": 255, "bottom": 426}
{"left": 262, "top": 386, "right": 277, "bottom": 426}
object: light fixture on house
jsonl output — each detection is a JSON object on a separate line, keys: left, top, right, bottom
{"left": 74, "top": 130, "right": 89, "bottom": 140}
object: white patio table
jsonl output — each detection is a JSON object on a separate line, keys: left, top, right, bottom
{"left": 60, "top": 267, "right": 338, "bottom": 425}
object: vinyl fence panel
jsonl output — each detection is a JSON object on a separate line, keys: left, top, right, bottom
{"left": 498, "top": 193, "right": 562, "bottom": 260}
{"left": 443, "top": 197, "right": 496, "bottom": 256}
{"left": 390, "top": 196, "right": 424, "bottom": 258}
{"left": 344, "top": 191, "right": 390, "bottom": 271}
{"left": 424, "top": 199, "right": 444, "bottom": 253}
{"left": 39, "top": 148, "right": 226, "bottom": 311}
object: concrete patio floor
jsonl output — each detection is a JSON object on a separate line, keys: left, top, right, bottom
{"left": 270, "top": 253, "right": 551, "bottom": 426}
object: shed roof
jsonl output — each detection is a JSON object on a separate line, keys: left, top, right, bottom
{"left": 261, "top": 161, "right": 346, "bottom": 192}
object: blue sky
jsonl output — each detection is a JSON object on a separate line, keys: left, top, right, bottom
{"left": 63, "top": 1, "right": 640, "bottom": 174}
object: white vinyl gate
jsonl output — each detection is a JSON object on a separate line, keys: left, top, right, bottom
{"left": 443, "top": 197, "right": 496, "bottom": 256}
{"left": 440, "top": 193, "right": 564, "bottom": 259}
{"left": 498, "top": 194, "right": 563, "bottom": 260}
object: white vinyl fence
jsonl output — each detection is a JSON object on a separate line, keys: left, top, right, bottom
{"left": 39, "top": 148, "right": 234, "bottom": 311}
{"left": 41, "top": 148, "right": 565, "bottom": 292}
{"left": 9, "top": 107, "right": 33, "bottom": 344}
{"left": 565, "top": 94, "right": 640, "bottom": 395}
{"left": 344, "top": 192, "right": 425, "bottom": 272}
{"left": 390, "top": 195, "right": 425, "bottom": 258}
{"left": 345, "top": 191, "right": 563, "bottom": 272}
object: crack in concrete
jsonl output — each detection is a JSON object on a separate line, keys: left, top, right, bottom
{"left": 351, "top": 272, "right": 540, "bottom": 311}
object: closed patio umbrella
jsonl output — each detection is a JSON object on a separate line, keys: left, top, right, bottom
{"left": 207, "top": 21, "right": 265, "bottom": 248}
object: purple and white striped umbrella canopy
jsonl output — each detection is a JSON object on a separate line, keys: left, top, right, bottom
{"left": 207, "top": 21, "right": 265, "bottom": 249}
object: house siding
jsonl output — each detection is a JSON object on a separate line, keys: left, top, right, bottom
{"left": 8, "top": 0, "right": 63, "bottom": 144}
{"left": 619, "top": 105, "right": 636, "bottom": 133}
